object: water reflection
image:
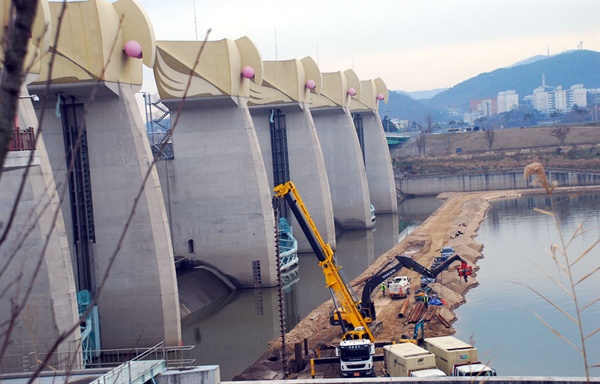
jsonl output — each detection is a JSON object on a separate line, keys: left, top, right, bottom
{"left": 454, "top": 193, "right": 600, "bottom": 377}
{"left": 181, "top": 212, "right": 398, "bottom": 380}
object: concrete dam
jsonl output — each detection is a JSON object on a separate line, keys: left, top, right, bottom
{"left": 0, "top": 0, "right": 397, "bottom": 369}
{"left": 2, "top": 0, "right": 597, "bottom": 374}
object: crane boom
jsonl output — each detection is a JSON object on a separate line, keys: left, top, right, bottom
{"left": 273, "top": 181, "right": 374, "bottom": 342}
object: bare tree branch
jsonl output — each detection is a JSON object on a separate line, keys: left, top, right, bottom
{"left": 0, "top": 0, "right": 38, "bottom": 173}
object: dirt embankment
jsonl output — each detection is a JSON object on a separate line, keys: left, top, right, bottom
{"left": 234, "top": 185, "right": 600, "bottom": 381}
{"left": 391, "top": 126, "right": 599, "bottom": 159}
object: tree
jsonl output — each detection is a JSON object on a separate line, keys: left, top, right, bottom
{"left": 571, "top": 105, "right": 588, "bottom": 124}
{"left": 410, "top": 120, "right": 420, "bottom": 132}
{"left": 423, "top": 112, "right": 434, "bottom": 133}
{"left": 381, "top": 115, "right": 396, "bottom": 132}
{"left": 415, "top": 132, "right": 426, "bottom": 157}
{"left": 484, "top": 128, "right": 495, "bottom": 150}
{"left": 474, "top": 116, "right": 486, "bottom": 130}
{"left": 499, "top": 110, "right": 513, "bottom": 128}
{"left": 0, "top": 0, "right": 38, "bottom": 172}
{"left": 549, "top": 110, "right": 562, "bottom": 126}
{"left": 550, "top": 126, "right": 571, "bottom": 145}
{"left": 0, "top": 0, "right": 74, "bottom": 374}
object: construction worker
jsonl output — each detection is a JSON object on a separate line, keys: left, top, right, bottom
{"left": 381, "top": 282, "right": 386, "bottom": 297}
{"left": 424, "top": 294, "right": 429, "bottom": 308}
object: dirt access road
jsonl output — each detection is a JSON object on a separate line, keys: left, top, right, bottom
{"left": 234, "top": 185, "right": 600, "bottom": 381}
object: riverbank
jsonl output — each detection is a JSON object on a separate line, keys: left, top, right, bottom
{"left": 234, "top": 185, "right": 600, "bottom": 380}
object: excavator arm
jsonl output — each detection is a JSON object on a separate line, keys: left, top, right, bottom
{"left": 273, "top": 181, "right": 374, "bottom": 342}
{"left": 360, "top": 255, "right": 472, "bottom": 320}
{"left": 431, "top": 254, "right": 472, "bottom": 281}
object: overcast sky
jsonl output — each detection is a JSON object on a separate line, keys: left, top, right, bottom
{"left": 137, "top": 0, "right": 600, "bottom": 93}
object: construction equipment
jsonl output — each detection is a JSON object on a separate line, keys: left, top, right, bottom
{"left": 423, "top": 336, "right": 497, "bottom": 376}
{"left": 383, "top": 342, "right": 446, "bottom": 377}
{"left": 359, "top": 255, "right": 472, "bottom": 322}
{"left": 272, "top": 181, "right": 474, "bottom": 378}
{"left": 273, "top": 181, "right": 376, "bottom": 377}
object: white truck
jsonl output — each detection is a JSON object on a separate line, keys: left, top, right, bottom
{"left": 336, "top": 335, "right": 376, "bottom": 378}
{"left": 383, "top": 343, "right": 446, "bottom": 377}
{"left": 423, "top": 336, "right": 497, "bottom": 377}
{"left": 388, "top": 276, "right": 410, "bottom": 298}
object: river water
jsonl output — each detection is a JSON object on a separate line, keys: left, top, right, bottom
{"left": 181, "top": 193, "right": 599, "bottom": 379}
{"left": 454, "top": 193, "right": 600, "bottom": 377}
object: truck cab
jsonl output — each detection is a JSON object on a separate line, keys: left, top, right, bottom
{"left": 337, "top": 337, "right": 375, "bottom": 377}
{"left": 454, "top": 363, "right": 497, "bottom": 376}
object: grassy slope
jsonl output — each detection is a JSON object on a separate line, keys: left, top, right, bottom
{"left": 390, "top": 126, "right": 600, "bottom": 175}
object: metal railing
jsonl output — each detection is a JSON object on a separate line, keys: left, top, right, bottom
{"left": 1, "top": 341, "right": 196, "bottom": 374}
{"left": 89, "top": 342, "right": 166, "bottom": 384}
{"left": 9, "top": 127, "right": 36, "bottom": 151}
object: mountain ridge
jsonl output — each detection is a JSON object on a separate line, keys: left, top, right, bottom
{"left": 381, "top": 49, "right": 600, "bottom": 123}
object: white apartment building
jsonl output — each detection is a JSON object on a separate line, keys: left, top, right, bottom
{"left": 530, "top": 83, "right": 588, "bottom": 115}
{"left": 571, "top": 84, "right": 587, "bottom": 108}
{"left": 554, "top": 86, "right": 569, "bottom": 112}
{"left": 497, "top": 90, "right": 519, "bottom": 113}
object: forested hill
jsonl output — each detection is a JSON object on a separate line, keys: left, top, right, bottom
{"left": 382, "top": 50, "right": 600, "bottom": 122}
{"left": 426, "top": 50, "right": 600, "bottom": 108}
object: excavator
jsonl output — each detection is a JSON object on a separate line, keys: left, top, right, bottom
{"left": 355, "top": 254, "right": 473, "bottom": 323}
{"left": 272, "top": 181, "right": 473, "bottom": 378}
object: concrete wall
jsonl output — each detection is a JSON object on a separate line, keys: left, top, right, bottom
{"left": 37, "top": 84, "right": 181, "bottom": 349}
{"left": 220, "top": 378, "right": 599, "bottom": 384}
{"left": 311, "top": 108, "right": 371, "bottom": 230}
{"left": 0, "top": 96, "right": 81, "bottom": 364}
{"left": 157, "top": 97, "right": 278, "bottom": 289}
{"left": 397, "top": 170, "right": 600, "bottom": 196}
{"left": 250, "top": 104, "right": 336, "bottom": 253}
{"left": 158, "top": 366, "right": 221, "bottom": 384}
{"left": 360, "top": 110, "right": 397, "bottom": 214}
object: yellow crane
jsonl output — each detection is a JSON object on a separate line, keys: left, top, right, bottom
{"left": 273, "top": 181, "right": 375, "bottom": 377}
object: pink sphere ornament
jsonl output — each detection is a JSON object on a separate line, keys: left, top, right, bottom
{"left": 242, "top": 66, "right": 255, "bottom": 79}
{"left": 305, "top": 79, "right": 316, "bottom": 90}
{"left": 347, "top": 87, "right": 357, "bottom": 96}
{"left": 376, "top": 93, "right": 385, "bottom": 101}
{"left": 124, "top": 40, "right": 143, "bottom": 59}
